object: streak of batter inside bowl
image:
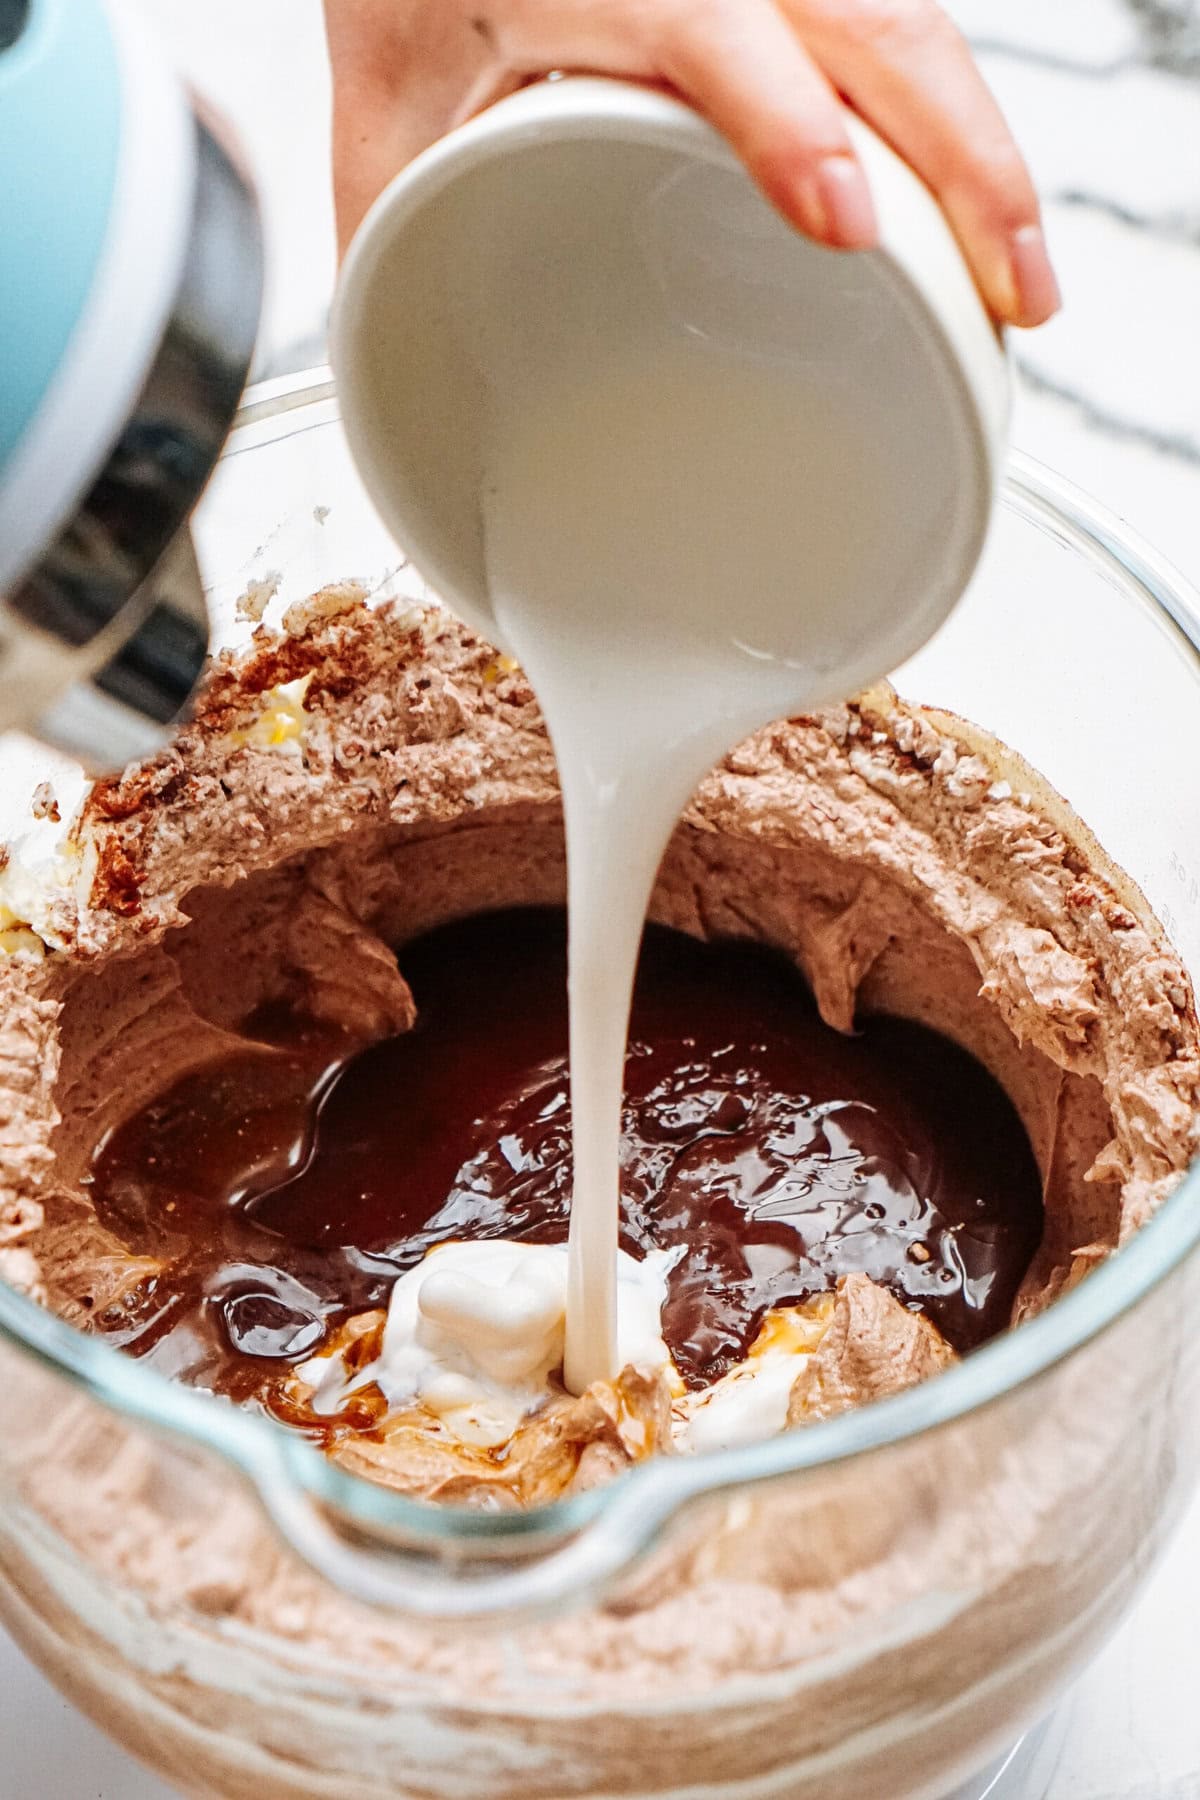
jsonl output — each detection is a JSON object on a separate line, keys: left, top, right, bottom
{"left": 0, "top": 589, "right": 1197, "bottom": 1510}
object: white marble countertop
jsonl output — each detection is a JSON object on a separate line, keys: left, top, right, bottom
{"left": 4, "top": 2, "right": 1199, "bottom": 1794}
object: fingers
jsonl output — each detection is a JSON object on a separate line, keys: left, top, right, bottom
{"left": 325, "top": 0, "right": 1057, "bottom": 324}
{"left": 791, "top": 0, "right": 1060, "bottom": 325}
{"left": 650, "top": 0, "right": 878, "bottom": 249}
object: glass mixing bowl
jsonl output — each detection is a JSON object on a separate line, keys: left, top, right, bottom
{"left": 0, "top": 370, "right": 1198, "bottom": 1800}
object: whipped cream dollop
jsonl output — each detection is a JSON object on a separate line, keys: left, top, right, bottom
{"left": 297, "top": 1237, "right": 833, "bottom": 1455}
{"left": 298, "top": 1240, "right": 681, "bottom": 1448}
{"left": 684, "top": 1305, "right": 833, "bottom": 1454}
{"left": 0, "top": 751, "right": 93, "bottom": 957}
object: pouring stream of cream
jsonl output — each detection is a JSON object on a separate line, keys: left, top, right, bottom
{"left": 482, "top": 336, "right": 897, "bottom": 1391}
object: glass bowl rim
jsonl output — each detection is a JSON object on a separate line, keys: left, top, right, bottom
{"left": 1, "top": 365, "right": 1199, "bottom": 1611}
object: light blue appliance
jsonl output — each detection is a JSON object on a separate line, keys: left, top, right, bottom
{"left": 0, "top": 0, "right": 262, "bottom": 765}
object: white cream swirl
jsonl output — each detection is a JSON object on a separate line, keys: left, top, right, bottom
{"left": 298, "top": 1241, "right": 680, "bottom": 1447}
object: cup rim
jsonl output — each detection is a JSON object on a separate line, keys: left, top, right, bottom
{"left": 2, "top": 369, "right": 1199, "bottom": 1614}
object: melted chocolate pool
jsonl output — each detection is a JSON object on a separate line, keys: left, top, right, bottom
{"left": 90, "top": 908, "right": 1043, "bottom": 1401}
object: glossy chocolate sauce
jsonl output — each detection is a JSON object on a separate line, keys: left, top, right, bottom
{"left": 89, "top": 908, "right": 1043, "bottom": 1404}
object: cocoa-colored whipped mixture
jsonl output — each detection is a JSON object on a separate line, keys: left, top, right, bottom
{"left": 0, "top": 587, "right": 1197, "bottom": 1509}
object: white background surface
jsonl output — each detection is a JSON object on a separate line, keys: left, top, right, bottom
{"left": 4, "top": 1, "right": 1200, "bottom": 1795}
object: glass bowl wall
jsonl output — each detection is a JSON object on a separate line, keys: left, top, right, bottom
{"left": 0, "top": 372, "right": 1197, "bottom": 1800}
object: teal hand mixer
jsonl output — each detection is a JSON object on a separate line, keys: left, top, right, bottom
{"left": 0, "top": 0, "right": 261, "bottom": 765}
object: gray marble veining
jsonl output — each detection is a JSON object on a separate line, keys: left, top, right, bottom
{"left": 940, "top": 0, "right": 1200, "bottom": 573}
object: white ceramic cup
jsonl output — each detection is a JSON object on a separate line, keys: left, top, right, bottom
{"left": 332, "top": 75, "right": 1010, "bottom": 673}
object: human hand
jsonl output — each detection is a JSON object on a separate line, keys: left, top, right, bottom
{"left": 325, "top": 0, "right": 1060, "bottom": 327}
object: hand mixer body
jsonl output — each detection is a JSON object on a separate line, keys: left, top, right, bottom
{"left": 0, "top": 0, "right": 261, "bottom": 767}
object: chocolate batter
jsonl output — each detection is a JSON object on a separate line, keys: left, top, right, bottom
{"left": 89, "top": 907, "right": 1043, "bottom": 1402}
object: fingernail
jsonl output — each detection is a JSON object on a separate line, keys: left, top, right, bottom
{"left": 783, "top": 172, "right": 830, "bottom": 243}
{"left": 1009, "top": 223, "right": 1062, "bottom": 324}
{"left": 814, "top": 154, "right": 879, "bottom": 251}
